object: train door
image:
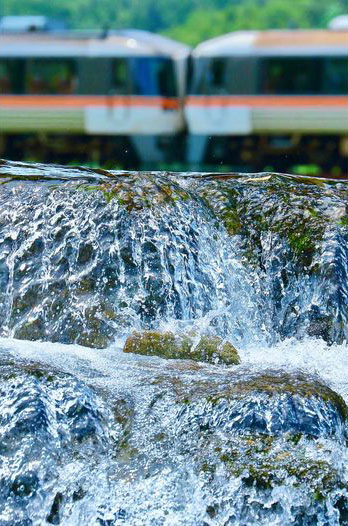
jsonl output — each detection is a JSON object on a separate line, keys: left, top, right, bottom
{"left": 208, "top": 57, "right": 253, "bottom": 134}
{"left": 107, "top": 58, "right": 130, "bottom": 124}
{"left": 206, "top": 57, "right": 226, "bottom": 124}
{"left": 84, "top": 57, "right": 131, "bottom": 134}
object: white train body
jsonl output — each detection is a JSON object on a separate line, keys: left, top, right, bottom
{"left": 0, "top": 29, "right": 189, "bottom": 164}
{"left": 185, "top": 30, "right": 348, "bottom": 170}
{"left": 0, "top": 30, "right": 189, "bottom": 135}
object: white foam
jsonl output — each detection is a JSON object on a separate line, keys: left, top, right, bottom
{"left": 1, "top": 334, "right": 347, "bottom": 403}
{"left": 240, "top": 337, "right": 348, "bottom": 402}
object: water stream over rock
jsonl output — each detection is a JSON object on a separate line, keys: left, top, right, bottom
{"left": 0, "top": 159, "right": 347, "bottom": 525}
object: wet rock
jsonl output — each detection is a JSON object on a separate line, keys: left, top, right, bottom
{"left": 14, "top": 319, "right": 46, "bottom": 342}
{"left": 192, "top": 175, "right": 348, "bottom": 344}
{"left": 79, "top": 175, "right": 192, "bottom": 212}
{"left": 195, "top": 432, "right": 348, "bottom": 526}
{"left": 0, "top": 357, "right": 129, "bottom": 525}
{"left": 46, "top": 492, "right": 63, "bottom": 525}
{"left": 219, "top": 434, "right": 344, "bottom": 491}
{"left": 175, "top": 370, "right": 348, "bottom": 440}
{"left": 11, "top": 472, "right": 39, "bottom": 498}
{"left": 123, "top": 330, "right": 240, "bottom": 365}
{"left": 1, "top": 167, "right": 243, "bottom": 348}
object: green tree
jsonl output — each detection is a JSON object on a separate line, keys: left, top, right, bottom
{"left": 2, "top": 0, "right": 346, "bottom": 42}
{"left": 166, "top": 0, "right": 346, "bottom": 45}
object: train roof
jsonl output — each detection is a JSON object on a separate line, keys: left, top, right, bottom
{"left": 193, "top": 30, "right": 348, "bottom": 57}
{"left": 0, "top": 29, "right": 190, "bottom": 59}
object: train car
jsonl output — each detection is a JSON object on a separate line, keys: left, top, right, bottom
{"left": 0, "top": 24, "right": 189, "bottom": 166}
{"left": 185, "top": 26, "right": 348, "bottom": 174}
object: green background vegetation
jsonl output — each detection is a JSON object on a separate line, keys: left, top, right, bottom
{"left": 2, "top": 0, "right": 347, "bottom": 46}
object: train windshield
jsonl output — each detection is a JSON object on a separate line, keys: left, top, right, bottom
{"left": 112, "top": 57, "right": 176, "bottom": 96}
{"left": 189, "top": 57, "right": 257, "bottom": 95}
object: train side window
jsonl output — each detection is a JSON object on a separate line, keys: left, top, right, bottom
{"left": 25, "top": 59, "right": 77, "bottom": 94}
{"left": 262, "top": 58, "right": 322, "bottom": 94}
{"left": 111, "top": 59, "right": 130, "bottom": 94}
{"left": 190, "top": 58, "right": 209, "bottom": 95}
{"left": 225, "top": 58, "right": 257, "bottom": 94}
{"left": 0, "top": 59, "right": 25, "bottom": 94}
{"left": 205, "top": 57, "right": 227, "bottom": 94}
{"left": 324, "top": 58, "right": 348, "bottom": 94}
{"left": 0, "top": 61, "right": 11, "bottom": 93}
{"left": 130, "top": 57, "right": 176, "bottom": 96}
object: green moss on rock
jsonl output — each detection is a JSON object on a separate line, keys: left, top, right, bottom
{"left": 218, "top": 433, "right": 346, "bottom": 496}
{"left": 193, "top": 175, "right": 345, "bottom": 271}
{"left": 78, "top": 176, "right": 192, "bottom": 212}
{"left": 205, "top": 370, "right": 348, "bottom": 422}
{"left": 123, "top": 330, "right": 240, "bottom": 365}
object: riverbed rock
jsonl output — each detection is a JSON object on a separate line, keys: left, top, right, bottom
{"left": 175, "top": 369, "right": 348, "bottom": 440}
{"left": 78, "top": 174, "right": 192, "bottom": 212}
{"left": 191, "top": 174, "right": 348, "bottom": 344}
{"left": 194, "top": 431, "right": 348, "bottom": 525}
{"left": 123, "top": 330, "right": 241, "bottom": 365}
{"left": 0, "top": 357, "right": 131, "bottom": 525}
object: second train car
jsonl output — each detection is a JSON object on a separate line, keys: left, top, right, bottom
{"left": 185, "top": 28, "right": 348, "bottom": 174}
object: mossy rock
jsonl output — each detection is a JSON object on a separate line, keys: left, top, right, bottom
{"left": 193, "top": 430, "right": 348, "bottom": 523}
{"left": 78, "top": 175, "right": 192, "bottom": 212}
{"left": 14, "top": 319, "right": 46, "bottom": 342}
{"left": 191, "top": 175, "right": 348, "bottom": 345}
{"left": 213, "top": 370, "right": 348, "bottom": 422}
{"left": 123, "top": 330, "right": 240, "bottom": 365}
{"left": 175, "top": 370, "right": 348, "bottom": 440}
{"left": 212, "top": 432, "right": 348, "bottom": 498}
{"left": 195, "top": 176, "right": 339, "bottom": 269}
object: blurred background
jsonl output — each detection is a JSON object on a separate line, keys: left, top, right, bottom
{"left": 0, "top": 0, "right": 347, "bottom": 175}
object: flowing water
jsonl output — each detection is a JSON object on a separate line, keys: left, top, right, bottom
{"left": 0, "top": 159, "right": 348, "bottom": 526}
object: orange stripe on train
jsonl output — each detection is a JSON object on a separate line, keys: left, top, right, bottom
{"left": 0, "top": 95, "right": 180, "bottom": 110}
{"left": 185, "top": 96, "right": 348, "bottom": 107}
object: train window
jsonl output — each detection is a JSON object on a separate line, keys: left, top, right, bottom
{"left": 199, "top": 57, "right": 228, "bottom": 94}
{"left": 324, "top": 58, "right": 348, "bottom": 94}
{"left": 199, "top": 57, "right": 257, "bottom": 95}
{"left": 0, "top": 59, "right": 25, "bottom": 94}
{"left": 262, "top": 58, "right": 322, "bottom": 94}
{"left": 129, "top": 57, "right": 176, "bottom": 96}
{"left": 208, "top": 58, "right": 227, "bottom": 93}
{"left": 111, "top": 59, "right": 130, "bottom": 94}
{"left": 188, "top": 58, "right": 209, "bottom": 95}
{"left": 25, "top": 59, "right": 77, "bottom": 94}
{"left": 186, "top": 56, "right": 194, "bottom": 94}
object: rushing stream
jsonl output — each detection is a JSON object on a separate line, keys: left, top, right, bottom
{"left": 0, "top": 159, "right": 347, "bottom": 526}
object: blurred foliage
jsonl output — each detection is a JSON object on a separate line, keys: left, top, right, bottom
{"left": 2, "top": 0, "right": 347, "bottom": 45}
{"left": 166, "top": 0, "right": 346, "bottom": 45}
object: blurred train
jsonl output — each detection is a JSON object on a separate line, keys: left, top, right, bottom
{"left": 0, "top": 20, "right": 189, "bottom": 166}
{"left": 0, "top": 16, "right": 347, "bottom": 173}
{"left": 186, "top": 24, "right": 348, "bottom": 173}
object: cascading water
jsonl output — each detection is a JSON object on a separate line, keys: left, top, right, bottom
{"left": 0, "top": 159, "right": 347, "bottom": 526}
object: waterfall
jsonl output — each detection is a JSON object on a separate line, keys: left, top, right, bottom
{"left": 0, "top": 160, "right": 347, "bottom": 526}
